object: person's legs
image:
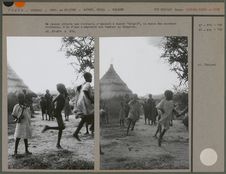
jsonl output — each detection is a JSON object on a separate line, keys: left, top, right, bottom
{"left": 126, "top": 119, "right": 132, "bottom": 135}
{"left": 85, "top": 122, "right": 89, "bottom": 134}
{"left": 56, "top": 129, "right": 63, "bottom": 148}
{"left": 47, "top": 107, "right": 52, "bottom": 121}
{"left": 158, "top": 128, "right": 167, "bottom": 147}
{"left": 73, "top": 117, "right": 86, "bottom": 141}
{"left": 45, "top": 111, "right": 48, "bottom": 120}
{"left": 42, "top": 113, "right": 64, "bottom": 132}
{"left": 131, "top": 121, "right": 136, "bottom": 131}
{"left": 148, "top": 114, "right": 151, "bottom": 125}
{"left": 56, "top": 114, "right": 65, "bottom": 148}
{"left": 154, "top": 124, "right": 161, "bottom": 137}
{"left": 24, "top": 139, "right": 32, "bottom": 154}
{"left": 90, "top": 121, "right": 94, "bottom": 134}
{"left": 42, "top": 125, "right": 60, "bottom": 132}
{"left": 48, "top": 112, "right": 51, "bottom": 121}
{"left": 14, "top": 138, "right": 20, "bottom": 155}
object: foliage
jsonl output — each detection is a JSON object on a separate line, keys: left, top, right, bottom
{"left": 173, "top": 92, "right": 188, "bottom": 110}
{"left": 161, "top": 36, "right": 188, "bottom": 86}
{"left": 61, "top": 36, "right": 94, "bottom": 76}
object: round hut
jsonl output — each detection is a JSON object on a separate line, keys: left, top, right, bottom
{"left": 8, "top": 64, "right": 31, "bottom": 94}
{"left": 100, "top": 64, "right": 132, "bottom": 99}
{"left": 8, "top": 65, "right": 37, "bottom": 116}
{"left": 100, "top": 64, "right": 133, "bottom": 122}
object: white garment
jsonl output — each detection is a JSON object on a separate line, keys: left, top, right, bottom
{"left": 76, "top": 82, "right": 94, "bottom": 115}
{"left": 156, "top": 99, "right": 174, "bottom": 130}
{"left": 12, "top": 104, "right": 32, "bottom": 139}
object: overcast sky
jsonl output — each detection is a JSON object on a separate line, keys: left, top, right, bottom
{"left": 7, "top": 37, "right": 180, "bottom": 95}
{"left": 99, "top": 37, "right": 179, "bottom": 96}
{"left": 7, "top": 37, "right": 88, "bottom": 93}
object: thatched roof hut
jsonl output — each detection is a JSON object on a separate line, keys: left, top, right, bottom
{"left": 100, "top": 64, "right": 132, "bottom": 99}
{"left": 8, "top": 64, "right": 36, "bottom": 96}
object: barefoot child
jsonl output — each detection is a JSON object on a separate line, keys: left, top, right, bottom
{"left": 12, "top": 93, "right": 32, "bottom": 156}
{"left": 155, "top": 90, "right": 179, "bottom": 146}
{"left": 42, "top": 83, "right": 67, "bottom": 149}
{"left": 126, "top": 94, "right": 142, "bottom": 136}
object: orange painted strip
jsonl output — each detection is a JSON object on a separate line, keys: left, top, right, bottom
{"left": 15, "top": 1, "right": 26, "bottom": 8}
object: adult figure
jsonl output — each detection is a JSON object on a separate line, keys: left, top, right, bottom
{"left": 73, "top": 72, "right": 94, "bottom": 141}
{"left": 45, "top": 89, "right": 53, "bottom": 121}
{"left": 147, "top": 94, "right": 157, "bottom": 125}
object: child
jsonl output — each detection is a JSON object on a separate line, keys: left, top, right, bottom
{"left": 126, "top": 94, "right": 142, "bottom": 136}
{"left": 12, "top": 93, "right": 32, "bottom": 156}
{"left": 155, "top": 90, "right": 179, "bottom": 147}
{"left": 119, "top": 102, "right": 126, "bottom": 127}
{"left": 42, "top": 83, "right": 67, "bottom": 149}
{"left": 73, "top": 72, "right": 94, "bottom": 141}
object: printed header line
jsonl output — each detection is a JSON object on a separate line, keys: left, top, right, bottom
{"left": 2, "top": 14, "right": 225, "bottom": 17}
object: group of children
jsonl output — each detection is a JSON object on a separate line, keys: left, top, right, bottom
{"left": 118, "top": 90, "right": 186, "bottom": 147}
{"left": 11, "top": 76, "right": 185, "bottom": 156}
{"left": 11, "top": 72, "right": 94, "bottom": 156}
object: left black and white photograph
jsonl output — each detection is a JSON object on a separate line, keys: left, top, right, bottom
{"left": 7, "top": 37, "right": 94, "bottom": 170}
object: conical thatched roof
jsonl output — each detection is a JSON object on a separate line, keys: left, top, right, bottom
{"left": 100, "top": 64, "right": 132, "bottom": 99}
{"left": 8, "top": 65, "right": 35, "bottom": 95}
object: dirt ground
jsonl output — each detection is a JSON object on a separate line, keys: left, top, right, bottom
{"left": 8, "top": 111, "right": 94, "bottom": 170}
{"left": 100, "top": 117, "right": 189, "bottom": 170}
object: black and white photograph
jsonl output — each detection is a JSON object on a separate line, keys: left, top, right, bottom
{"left": 7, "top": 36, "right": 94, "bottom": 169}
{"left": 100, "top": 37, "right": 189, "bottom": 170}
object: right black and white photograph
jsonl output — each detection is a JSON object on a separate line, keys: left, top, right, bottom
{"left": 99, "top": 36, "right": 189, "bottom": 170}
